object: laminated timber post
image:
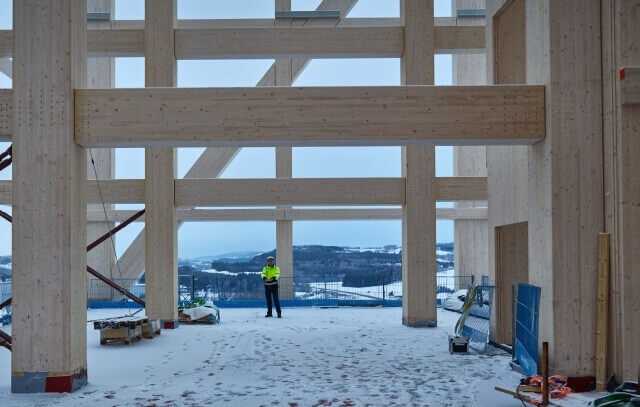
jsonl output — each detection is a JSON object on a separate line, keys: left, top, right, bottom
{"left": 11, "top": 0, "right": 88, "bottom": 393}
{"left": 452, "top": 0, "right": 489, "bottom": 286}
{"left": 401, "top": 0, "right": 437, "bottom": 327}
{"left": 275, "top": 0, "right": 295, "bottom": 300}
{"left": 86, "top": 0, "right": 116, "bottom": 299}
{"left": 144, "top": 0, "right": 179, "bottom": 329}
{"left": 602, "top": 0, "right": 640, "bottom": 382}
{"left": 524, "top": 0, "right": 605, "bottom": 376}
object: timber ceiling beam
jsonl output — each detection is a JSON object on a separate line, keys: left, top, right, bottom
{"left": 74, "top": 85, "right": 545, "bottom": 147}
{"left": 87, "top": 207, "right": 488, "bottom": 222}
{"left": 0, "top": 177, "right": 488, "bottom": 206}
{"left": 0, "top": 19, "right": 484, "bottom": 59}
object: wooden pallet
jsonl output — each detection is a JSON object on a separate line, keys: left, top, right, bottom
{"left": 142, "top": 319, "right": 161, "bottom": 338}
{"left": 95, "top": 316, "right": 159, "bottom": 345}
{"left": 99, "top": 325, "right": 142, "bottom": 345}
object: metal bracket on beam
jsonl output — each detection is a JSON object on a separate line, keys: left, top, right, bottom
{"left": 275, "top": 10, "right": 340, "bottom": 20}
{"left": 456, "top": 9, "right": 485, "bottom": 18}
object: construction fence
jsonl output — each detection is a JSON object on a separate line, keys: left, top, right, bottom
{"left": 1, "top": 274, "right": 475, "bottom": 309}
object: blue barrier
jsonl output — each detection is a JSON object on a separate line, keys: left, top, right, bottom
{"left": 513, "top": 283, "right": 541, "bottom": 376}
{"left": 89, "top": 298, "right": 403, "bottom": 309}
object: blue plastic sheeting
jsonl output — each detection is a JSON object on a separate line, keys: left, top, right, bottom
{"left": 513, "top": 283, "right": 541, "bottom": 377}
{"left": 88, "top": 299, "right": 403, "bottom": 309}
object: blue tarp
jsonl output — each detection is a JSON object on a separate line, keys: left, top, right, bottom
{"left": 513, "top": 283, "right": 541, "bottom": 376}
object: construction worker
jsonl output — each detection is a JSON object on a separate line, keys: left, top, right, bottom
{"left": 262, "top": 256, "right": 282, "bottom": 318}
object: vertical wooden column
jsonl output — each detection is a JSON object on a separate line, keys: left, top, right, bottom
{"left": 602, "top": 0, "right": 640, "bottom": 382}
{"left": 144, "top": 0, "right": 178, "bottom": 328}
{"left": 401, "top": 0, "right": 437, "bottom": 327}
{"left": 275, "top": 0, "right": 295, "bottom": 300}
{"left": 615, "top": 0, "right": 640, "bottom": 382}
{"left": 12, "top": 0, "right": 88, "bottom": 393}
{"left": 87, "top": 0, "right": 116, "bottom": 299}
{"left": 452, "top": 0, "right": 488, "bottom": 285}
{"left": 526, "top": 0, "right": 604, "bottom": 376}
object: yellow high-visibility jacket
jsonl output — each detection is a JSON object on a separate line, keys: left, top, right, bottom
{"left": 261, "top": 265, "right": 280, "bottom": 281}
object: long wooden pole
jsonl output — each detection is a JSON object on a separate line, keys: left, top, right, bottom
{"left": 542, "top": 341, "right": 549, "bottom": 406}
{"left": 596, "top": 233, "right": 610, "bottom": 391}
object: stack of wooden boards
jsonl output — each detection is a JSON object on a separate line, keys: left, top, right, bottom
{"left": 94, "top": 316, "right": 161, "bottom": 345}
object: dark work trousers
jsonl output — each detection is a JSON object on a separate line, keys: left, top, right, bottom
{"left": 264, "top": 283, "right": 282, "bottom": 316}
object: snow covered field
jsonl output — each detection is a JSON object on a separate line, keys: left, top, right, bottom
{"left": 0, "top": 308, "right": 594, "bottom": 406}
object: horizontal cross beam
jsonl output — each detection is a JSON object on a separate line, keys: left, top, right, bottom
{"left": 0, "top": 177, "right": 488, "bottom": 206}
{"left": 0, "top": 19, "right": 484, "bottom": 59}
{"left": 86, "top": 207, "right": 488, "bottom": 222}
{"left": 72, "top": 85, "right": 544, "bottom": 147}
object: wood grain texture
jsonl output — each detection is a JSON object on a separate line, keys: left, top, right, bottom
{"left": 0, "top": 17, "right": 485, "bottom": 59}
{"left": 144, "top": 0, "right": 178, "bottom": 323}
{"left": 613, "top": 0, "right": 640, "bottom": 381}
{"left": 526, "top": 0, "right": 604, "bottom": 376}
{"left": 620, "top": 67, "right": 640, "bottom": 105}
{"left": 0, "top": 89, "right": 11, "bottom": 140}
{"left": 486, "top": 0, "right": 531, "bottom": 343}
{"left": 1, "top": 177, "right": 487, "bottom": 206}
{"left": 11, "top": 0, "right": 87, "bottom": 380}
{"left": 90, "top": 207, "right": 488, "bottom": 222}
{"left": 86, "top": 0, "right": 116, "bottom": 289}
{"left": 74, "top": 85, "right": 545, "bottom": 147}
{"left": 175, "top": 26, "right": 402, "bottom": 59}
{"left": 174, "top": 178, "right": 406, "bottom": 207}
{"left": 401, "top": 0, "right": 437, "bottom": 327}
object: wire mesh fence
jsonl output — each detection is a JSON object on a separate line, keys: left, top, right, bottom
{"left": 0, "top": 281, "right": 9, "bottom": 303}
{"left": 176, "top": 273, "right": 474, "bottom": 307}
{"left": 2, "top": 273, "right": 477, "bottom": 308}
{"left": 87, "top": 278, "right": 145, "bottom": 302}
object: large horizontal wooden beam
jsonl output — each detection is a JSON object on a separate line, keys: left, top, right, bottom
{"left": 175, "top": 178, "right": 405, "bottom": 207}
{"left": 75, "top": 85, "right": 545, "bottom": 147}
{"left": 86, "top": 206, "right": 488, "bottom": 222}
{"left": 0, "top": 180, "right": 145, "bottom": 205}
{"left": 0, "top": 19, "right": 483, "bottom": 59}
{"left": 0, "top": 177, "right": 488, "bottom": 206}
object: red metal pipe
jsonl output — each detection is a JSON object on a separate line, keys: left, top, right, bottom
{"left": 0, "top": 209, "right": 11, "bottom": 223}
{"left": 86, "top": 265, "right": 145, "bottom": 306}
{"left": 0, "top": 209, "right": 146, "bottom": 308}
{"left": 87, "top": 209, "right": 145, "bottom": 252}
{"left": 0, "top": 157, "right": 11, "bottom": 172}
{"left": 0, "top": 297, "right": 9, "bottom": 310}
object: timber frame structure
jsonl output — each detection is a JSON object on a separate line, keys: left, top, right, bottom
{"left": 0, "top": 0, "right": 637, "bottom": 394}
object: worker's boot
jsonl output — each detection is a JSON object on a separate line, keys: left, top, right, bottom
{"left": 265, "top": 313, "right": 273, "bottom": 318}
{"left": 277, "top": 313, "right": 282, "bottom": 318}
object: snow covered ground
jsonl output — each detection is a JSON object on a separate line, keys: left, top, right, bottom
{"left": 0, "top": 308, "right": 595, "bottom": 406}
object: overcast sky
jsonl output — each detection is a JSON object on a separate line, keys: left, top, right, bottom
{"left": 0, "top": 0, "right": 458, "bottom": 258}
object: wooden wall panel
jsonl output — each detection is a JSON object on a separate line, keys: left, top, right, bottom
{"left": 494, "top": 222, "right": 529, "bottom": 345}
{"left": 526, "top": 0, "right": 604, "bottom": 376}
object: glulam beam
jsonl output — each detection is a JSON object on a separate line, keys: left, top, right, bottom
{"left": 86, "top": 207, "right": 489, "bottom": 222}
{"left": 0, "top": 177, "right": 489, "bottom": 206}
{"left": 74, "top": 85, "right": 545, "bottom": 147}
{"left": 0, "top": 20, "right": 484, "bottom": 59}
